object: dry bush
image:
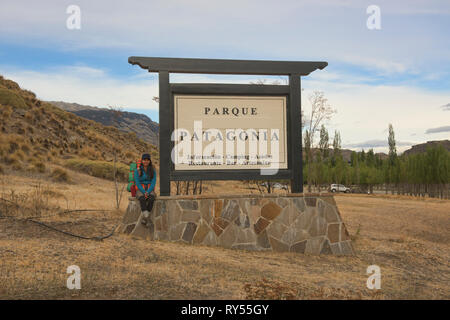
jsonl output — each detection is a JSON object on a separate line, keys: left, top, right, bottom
{"left": 64, "top": 158, "right": 128, "bottom": 181}
{"left": 29, "top": 183, "right": 52, "bottom": 217}
{"left": 20, "top": 144, "right": 31, "bottom": 155}
{"left": 27, "top": 155, "right": 39, "bottom": 164}
{"left": 0, "top": 183, "right": 60, "bottom": 218}
{"left": 1, "top": 105, "right": 13, "bottom": 119}
{"left": 24, "top": 111, "right": 34, "bottom": 123}
{"left": 111, "top": 142, "right": 122, "bottom": 155}
{"left": 41, "top": 189, "right": 64, "bottom": 199}
{"left": 127, "top": 131, "right": 137, "bottom": 139}
{"left": 8, "top": 141, "right": 19, "bottom": 154}
{"left": 2, "top": 134, "right": 24, "bottom": 155}
{"left": 12, "top": 149, "right": 25, "bottom": 160}
{"left": 124, "top": 151, "right": 137, "bottom": 159}
{"left": 79, "top": 146, "right": 102, "bottom": 160}
{"left": 86, "top": 130, "right": 111, "bottom": 147}
{"left": 31, "top": 161, "right": 46, "bottom": 173}
{"left": 3, "top": 153, "right": 20, "bottom": 165}
{"left": 31, "top": 150, "right": 41, "bottom": 158}
{"left": 0, "top": 190, "right": 25, "bottom": 218}
{"left": 51, "top": 168, "right": 70, "bottom": 182}
{"left": 151, "top": 149, "right": 159, "bottom": 161}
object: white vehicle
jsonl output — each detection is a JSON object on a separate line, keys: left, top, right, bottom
{"left": 330, "top": 184, "right": 351, "bottom": 193}
{"left": 273, "top": 183, "right": 288, "bottom": 190}
{"left": 260, "top": 182, "right": 288, "bottom": 190}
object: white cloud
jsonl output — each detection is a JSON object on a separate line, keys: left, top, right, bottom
{"left": 1, "top": 0, "right": 449, "bottom": 77}
{"left": 301, "top": 76, "right": 449, "bottom": 153}
{"left": 425, "top": 126, "right": 450, "bottom": 134}
{"left": 344, "top": 139, "right": 414, "bottom": 148}
{"left": 1, "top": 65, "right": 159, "bottom": 111}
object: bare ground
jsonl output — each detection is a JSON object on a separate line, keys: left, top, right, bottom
{"left": 0, "top": 169, "right": 449, "bottom": 299}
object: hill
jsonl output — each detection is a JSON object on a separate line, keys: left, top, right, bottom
{"left": 403, "top": 140, "right": 450, "bottom": 156}
{"left": 48, "top": 101, "right": 159, "bottom": 146}
{"left": 0, "top": 75, "right": 159, "bottom": 181}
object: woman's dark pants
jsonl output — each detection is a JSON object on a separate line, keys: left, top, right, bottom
{"left": 137, "top": 190, "right": 156, "bottom": 212}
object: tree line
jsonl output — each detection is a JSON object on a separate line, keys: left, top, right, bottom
{"left": 303, "top": 123, "right": 450, "bottom": 199}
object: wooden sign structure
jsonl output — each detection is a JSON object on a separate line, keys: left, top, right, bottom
{"left": 129, "top": 57, "right": 327, "bottom": 195}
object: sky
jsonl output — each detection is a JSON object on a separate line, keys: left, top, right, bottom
{"left": 0, "top": 0, "right": 449, "bottom": 154}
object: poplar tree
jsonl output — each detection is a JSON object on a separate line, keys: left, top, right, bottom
{"left": 388, "top": 123, "right": 397, "bottom": 165}
{"left": 319, "top": 125, "right": 329, "bottom": 159}
{"left": 388, "top": 123, "right": 398, "bottom": 193}
{"left": 332, "top": 130, "right": 341, "bottom": 166}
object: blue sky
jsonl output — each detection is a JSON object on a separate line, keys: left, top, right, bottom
{"left": 1, "top": 0, "right": 449, "bottom": 153}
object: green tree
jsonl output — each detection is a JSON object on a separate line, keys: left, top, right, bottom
{"left": 388, "top": 123, "right": 397, "bottom": 166}
{"left": 332, "top": 130, "right": 341, "bottom": 166}
{"left": 366, "top": 149, "right": 375, "bottom": 167}
{"left": 319, "top": 124, "right": 329, "bottom": 159}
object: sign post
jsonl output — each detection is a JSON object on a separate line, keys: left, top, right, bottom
{"left": 129, "top": 57, "right": 327, "bottom": 195}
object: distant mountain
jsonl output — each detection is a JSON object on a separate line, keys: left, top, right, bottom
{"left": 403, "top": 140, "right": 450, "bottom": 156}
{"left": 48, "top": 101, "right": 159, "bottom": 146}
{"left": 334, "top": 148, "right": 387, "bottom": 162}
{"left": 302, "top": 148, "right": 388, "bottom": 163}
{"left": 0, "top": 75, "right": 159, "bottom": 176}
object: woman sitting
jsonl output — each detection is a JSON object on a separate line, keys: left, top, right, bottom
{"left": 134, "top": 153, "right": 157, "bottom": 225}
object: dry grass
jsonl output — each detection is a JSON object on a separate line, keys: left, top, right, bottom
{"left": 0, "top": 171, "right": 449, "bottom": 300}
{"left": 0, "top": 105, "right": 13, "bottom": 119}
{"left": 64, "top": 158, "right": 128, "bottom": 182}
{"left": 50, "top": 168, "right": 70, "bottom": 183}
{"left": 0, "top": 87, "right": 28, "bottom": 109}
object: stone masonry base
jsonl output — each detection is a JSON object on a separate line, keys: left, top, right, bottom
{"left": 117, "top": 193, "right": 354, "bottom": 255}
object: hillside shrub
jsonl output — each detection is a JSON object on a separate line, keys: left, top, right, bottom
{"left": 51, "top": 168, "right": 70, "bottom": 182}
{"left": 4, "top": 154, "right": 20, "bottom": 165}
{"left": 64, "top": 158, "right": 128, "bottom": 181}
{"left": 79, "top": 146, "right": 102, "bottom": 160}
{"left": 0, "top": 87, "right": 28, "bottom": 109}
{"left": 32, "top": 161, "right": 46, "bottom": 173}
{"left": 1, "top": 105, "right": 13, "bottom": 119}
{"left": 12, "top": 162, "right": 21, "bottom": 171}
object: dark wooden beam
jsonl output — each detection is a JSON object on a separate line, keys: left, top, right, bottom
{"left": 129, "top": 57, "right": 327, "bottom": 76}
{"left": 158, "top": 71, "right": 171, "bottom": 195}
{"left": 170, "top": 83, "right": 289, "bottom": 95}
{"left": 170, "top": 170, "right": 292, "bottom": 181}
{"left": 289, "top": 74, "right": 303, "bottom": 193}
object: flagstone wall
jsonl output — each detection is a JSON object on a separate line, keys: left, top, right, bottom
{"left": 117, "top": 193, "right": 354, "bottom": 255}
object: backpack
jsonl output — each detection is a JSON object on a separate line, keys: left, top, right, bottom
{"left": 127, "top": 159, "right": 142, "bottom": 196}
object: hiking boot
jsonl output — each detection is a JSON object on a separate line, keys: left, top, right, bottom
{"left": 141, "top": 210, "right": 150, "bottom": 225}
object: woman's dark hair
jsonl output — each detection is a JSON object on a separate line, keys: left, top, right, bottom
{"left": 138, "top": 159, "right": 154, "bottom": 179}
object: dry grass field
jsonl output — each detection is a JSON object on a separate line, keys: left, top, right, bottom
{"left": 0, "top": 168, "right": 449, "bottom": 300}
